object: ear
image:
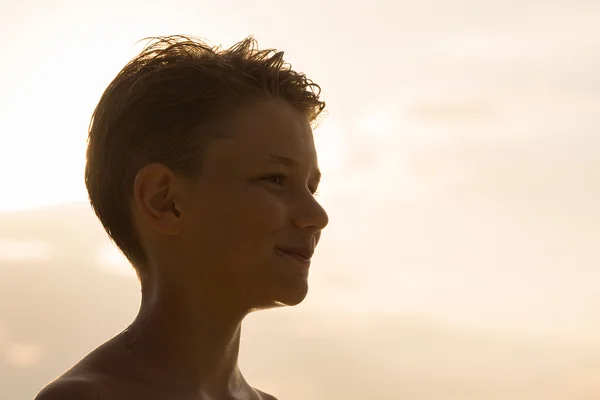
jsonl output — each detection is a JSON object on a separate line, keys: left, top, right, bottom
{"left": 132, "top": 163, "right": 184, "bottom": 236}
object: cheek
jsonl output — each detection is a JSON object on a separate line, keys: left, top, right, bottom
{"left": 239, "top": 191, "right": 287, "bottom": 243}
{"left": 203, "top": 189, "right": 287, "bottom": 253}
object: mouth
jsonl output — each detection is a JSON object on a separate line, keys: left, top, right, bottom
{"left": 275, "top": 247, "right": 312, "bottom": 265}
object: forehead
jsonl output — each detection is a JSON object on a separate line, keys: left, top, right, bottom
{"left": 232, "top": 100, "right": 314, "bottom": 148}
{"left": 206, "top": 100, "right": 318, "bottom": 167}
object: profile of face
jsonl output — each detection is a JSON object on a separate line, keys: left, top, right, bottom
{"left": 134, "top": 99, "right": 329, "bottom": 311}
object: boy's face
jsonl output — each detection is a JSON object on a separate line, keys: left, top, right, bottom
{"left": 138, "top": 99, "right": 329, "bottom": 309}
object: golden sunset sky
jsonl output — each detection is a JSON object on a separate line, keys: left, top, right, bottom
{"left": 1, "top": 0, "right": 599, "bottom": 399}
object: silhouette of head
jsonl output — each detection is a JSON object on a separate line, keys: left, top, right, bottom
{"left": 85, "top": 35, "right": 329, "bottom": 309}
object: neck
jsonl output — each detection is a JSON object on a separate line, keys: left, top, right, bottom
{"left": 122, "top": 278, "right": 250, "bottom": 397}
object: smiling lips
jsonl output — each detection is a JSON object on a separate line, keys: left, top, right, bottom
{"left": 275, "top": 246, "right": 313, "bottom": 265}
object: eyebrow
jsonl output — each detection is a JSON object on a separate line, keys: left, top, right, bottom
{"left": 267, "top": 155, "right": 322, "bottom": 183}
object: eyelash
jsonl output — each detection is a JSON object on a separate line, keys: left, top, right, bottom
{"left": 262, "top": 174, "right": 320, "bottom": 196}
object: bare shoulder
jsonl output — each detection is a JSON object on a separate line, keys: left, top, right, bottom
{"left": 34, "top": 375, "right": 109, "bottom": 400}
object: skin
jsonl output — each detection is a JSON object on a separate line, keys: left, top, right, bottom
{"left": 35, "top": 99, "right": 329, "bottom": 400}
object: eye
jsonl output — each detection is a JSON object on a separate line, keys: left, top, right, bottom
{"left": 262, "top": 174, "right": 287, "bottom": 186}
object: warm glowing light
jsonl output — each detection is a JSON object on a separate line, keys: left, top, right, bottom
{"left": 356, "top": 106, "right": 395, "bottom": 139}
{"left": 0, "top": 239, "right": 54, "bottom": 262}
{"left": 95, "top": 244, "right": 136, "bottom": 278}
{"left": 314, "top": 119, "right": 345, "bottom": 174}
{"left": 5, "top": 342, "right": 43, "bottom": 368}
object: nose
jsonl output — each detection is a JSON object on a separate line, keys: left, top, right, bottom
{"left": 291, "top": 193, "right": 329, "bottom": 233}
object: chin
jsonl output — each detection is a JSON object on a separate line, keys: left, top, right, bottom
{"left": 275, "top": 281, "right": 309, "bottom": 306}
{"left": 247, "top": 274, "right": 310, "bottom": 311}
{"left": 277, "top": 293, "right": 307, "bottom": 307}
{"left": 253, "top": 282, "right": 309, "bottom": 309}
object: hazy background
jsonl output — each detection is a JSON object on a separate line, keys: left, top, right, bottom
{"left": 1, "top": 0, "right": 599, "bottom": 399}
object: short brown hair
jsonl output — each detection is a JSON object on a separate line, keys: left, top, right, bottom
{"left": 85, "top": 35, "right": 325, "bottom": 275}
